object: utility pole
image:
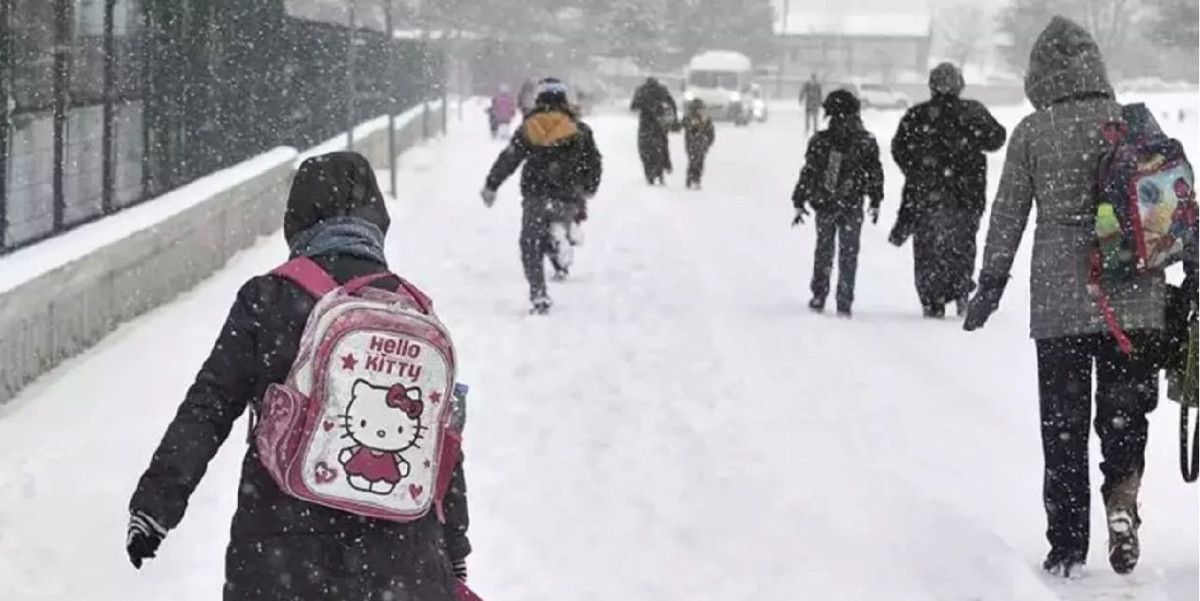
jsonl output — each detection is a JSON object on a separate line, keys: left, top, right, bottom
{"left": 346, "top": 0, "right": 356, "bottom": 149}
{"left": 385, "top": 0, "right": 397, "bottom": 197}
{"left": 776, "top": 0, "right": 789, "bottom": 98}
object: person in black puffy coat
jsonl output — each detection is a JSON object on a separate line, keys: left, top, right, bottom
{"left": 126, "top": 151, "right": 471, "bottom": 601}
{"left": 791, "top": 89, "right": 885, "bottom": 317}
{"left": 890, "top": 63, "right": 1007, "bottom": 318}
{"left": 680, "top": 98, "right": 716, "bottom": 189}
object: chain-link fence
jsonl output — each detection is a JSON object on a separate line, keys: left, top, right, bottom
{"left": 0, "top": 0, "right": 442, "bottom": 253}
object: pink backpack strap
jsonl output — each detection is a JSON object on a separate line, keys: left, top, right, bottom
{"left": 1089, "top": 252, "right": 1135, "bottom": 355}
{"left": 344, "top": 273, "right": 434, "bottom": 314}
{"left": 272, "top": 257, "right": 339, "bottom": 298}
{"left": 395, "top": 277, "right": 434, "bottom": 314}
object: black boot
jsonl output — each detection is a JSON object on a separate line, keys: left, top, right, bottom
{"left": 923, "top": 303, "right": 945, "bottom": 319}
{"left": 1105, "top": 476, "right": 1142, "bottom": 576}
{"left": 1107, "top": 507, "right": 1140, "bottom": 574}
{"left": 1042, "top": 548, "right": 1086, "bottom": 578}
{"left": 808, "top": 297, "right": 826, "bottom": 313}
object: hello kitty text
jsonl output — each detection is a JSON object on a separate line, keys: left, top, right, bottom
{"left": 361, "top": 336, "right": 424, "bottom": 382}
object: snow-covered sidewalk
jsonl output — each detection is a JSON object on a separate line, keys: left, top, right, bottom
{"left": 0, "top": 98, "right": 1196, "bottom": 601}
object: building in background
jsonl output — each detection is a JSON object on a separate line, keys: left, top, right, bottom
{"left": 775, "top": 12, "right": 932, "bottom": 84}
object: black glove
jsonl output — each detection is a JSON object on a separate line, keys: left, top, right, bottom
{"left": 451, "top": 558, "right": 468, "bottom": 582}
{"left": 126, "top": 510, "right": 167, "bottom": 569}
{"left": 963, "top": 274, "right": 1009, "bottom": 332}
{"left": 792, "top": 206, "right": 810, "bottom": 226}
{"left": 868, "top": 205, "right": 880, "bottom": 225}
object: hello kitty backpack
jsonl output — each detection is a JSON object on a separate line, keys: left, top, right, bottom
{"left": 253, "top": 257, "right": 462, "bottom": 523}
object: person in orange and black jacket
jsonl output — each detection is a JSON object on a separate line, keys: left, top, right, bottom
{"left": 482, "top": 79, "right": 603, "bottom": 313}
{"left": 126, "top": 152, "right": 471, "bottom": 601}
{"left": 792, "top": 89, "right": 885, "bottom": 317}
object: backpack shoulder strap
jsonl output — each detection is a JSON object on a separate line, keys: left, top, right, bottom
{"left": 342, "top": 271, "right": 435, "bottom": 314}
{"left": 272, "top": 257, "right": 339, "bottom": 298}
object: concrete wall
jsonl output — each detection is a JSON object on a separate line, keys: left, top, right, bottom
{"left": 0, "top": 103, "right": 446, "bottom": 406}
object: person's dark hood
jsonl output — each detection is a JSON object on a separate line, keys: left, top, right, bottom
{"left": 1024, "top": 16, "right": 1114, "bottom": 110}
{"left": 929, "top": 62, "right": 965, "bottom": 97}
{"left": 284, "top": 151, "right": 390, "bottom": 245}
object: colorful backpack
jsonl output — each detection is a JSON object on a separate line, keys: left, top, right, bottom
{"left": 1091, "top": 104, "right": 1198, "bottom": 353}
{"left": 254, "top": 257, "right": 462, "bottom": 522}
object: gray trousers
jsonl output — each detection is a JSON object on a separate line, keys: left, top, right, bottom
{"left": 520, "top": 197, "right": 580, "bottom": 298}
{"left": 811, "top": 209, "right": 863, "bottom": 308}
{"left": 804, "top": 109, "right": 820, "bottom": 138}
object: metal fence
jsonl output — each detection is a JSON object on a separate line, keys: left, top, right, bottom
{"left": 0, "top": 0, "right": 443, "bottom": 254}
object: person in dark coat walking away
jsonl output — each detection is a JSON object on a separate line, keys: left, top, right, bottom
{"left": 792, "top": 89, "right": 885, "bottom": 317}
{"left": 680, "top": 98, "right": 716, "bottom": 189}
{"left": 482, "top": 80, "right": 604, "bottom": 314}
{"left": 963, "top": 16, "right": 1199, "bottom": 578}
{"left": 126, "top": 152, "right": 472, "bottom": 601}
{"left": 630, "top": 77, "right": 678, "bottom": 185}
{"left": 890, "top": 63, "right": 1007, "bottom": 318}
{"left": 798, "top": 73, "right": 823, "bottom": 138}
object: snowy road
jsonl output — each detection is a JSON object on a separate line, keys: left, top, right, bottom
{"left": 1, "top": 98, "right": 1197, "bottom": 601}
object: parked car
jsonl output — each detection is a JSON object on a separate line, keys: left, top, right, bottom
{"left": 837, "top": 82, "right": 911, "bottom": 110}
{"left": 746, "top": 83, "right": 768, "bottom": 122}
{"left": 683, "top": 50, "right": 755, "bottom": 125}
{"left": 860, "top": 83, "right": 912, "bottom": 109}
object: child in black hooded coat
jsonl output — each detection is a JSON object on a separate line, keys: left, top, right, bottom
{"left": 126, "top": 152, "right": 471, "bottom": 601}
{"left": 791, "top": 90, "right": 885, "bottom": 317}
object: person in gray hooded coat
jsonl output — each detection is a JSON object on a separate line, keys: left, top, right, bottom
{"left": 963, "top": 17, "right": 1198, "bottom": 578}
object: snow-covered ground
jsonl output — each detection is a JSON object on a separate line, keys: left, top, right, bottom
{"left": 1, "top": 96, "right": 1197, "bottom": 601}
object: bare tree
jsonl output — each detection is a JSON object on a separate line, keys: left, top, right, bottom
{"left": 999, "top": 0, "right": 1150, "bottom": 76}
{"left": 934, "top": 2, "right": 992, "bottom": 68}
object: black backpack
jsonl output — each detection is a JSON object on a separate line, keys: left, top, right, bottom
{"left": 808, "top": 136, "right": 862, "bottom": 211}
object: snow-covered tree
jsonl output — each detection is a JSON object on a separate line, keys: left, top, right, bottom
{"left": 667, "top": 0, "right": 775, "bottom": 62}
{"left": 934, "top": 2, "right": 993, "bottom": 68}
{"left": 999, "top": 0, "right": 1149, "bottom": 78}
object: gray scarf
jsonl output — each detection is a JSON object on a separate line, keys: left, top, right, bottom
{"left": 288, "top": 216, "right": 387, "bottom": 265}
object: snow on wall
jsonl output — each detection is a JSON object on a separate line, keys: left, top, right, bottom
{"left": 0, "top": 103, "right": 447, "bottom": 407}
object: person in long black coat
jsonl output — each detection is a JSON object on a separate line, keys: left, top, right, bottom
{"left": 630, "top": 77, "right": 678, "bottom": 185}
{"left": 126, "top": 152, "right": 471, "bottom": 601}
{"left": 889, "top": 63, "right": 1007, "bottom": 318}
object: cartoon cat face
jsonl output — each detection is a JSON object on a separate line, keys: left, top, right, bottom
{"left": 342, "top": 380, "right": 425, "bottom": 453}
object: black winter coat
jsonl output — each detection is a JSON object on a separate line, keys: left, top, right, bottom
{"left": 792, "top": 117, "right": 885, "bottom": 213}
{"left": 485, "top": 107, "right": 603, "bottom": 201}
{"left": 681, "top": 112, "right": 715, "bottom": 158}
{"left": 630, "top": 80, "right": 678, "bottom": 130}
{"left": 891, "top": 95, "right": 1007, "bottom": 218}
{"left": 130, "top": 153, "right": 469, "bottom": 601}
